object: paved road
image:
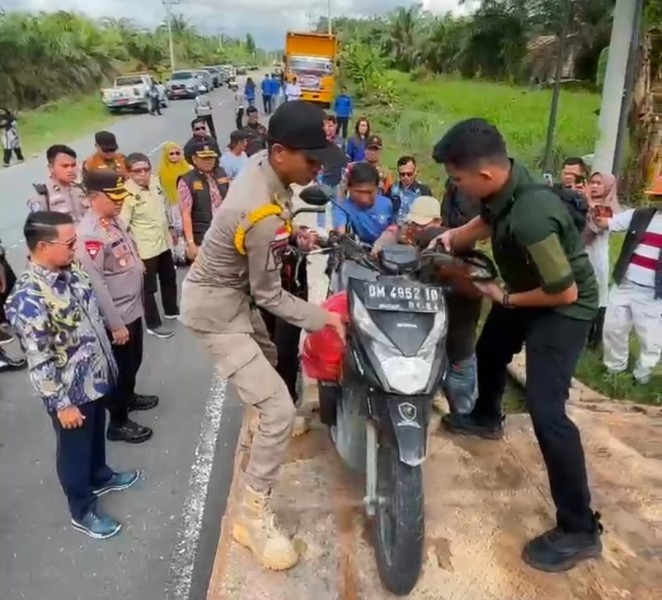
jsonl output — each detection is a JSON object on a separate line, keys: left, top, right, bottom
{"left": 0, "top": 82, "right": 256, "bottom": 600}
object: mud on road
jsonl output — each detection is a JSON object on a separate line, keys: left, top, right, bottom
{"left": 206, "top": 386, "right": 661, "bottom": 600}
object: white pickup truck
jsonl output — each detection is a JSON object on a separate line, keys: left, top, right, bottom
{"left": 101, "top": 73, "right": 168, "bottom": 113}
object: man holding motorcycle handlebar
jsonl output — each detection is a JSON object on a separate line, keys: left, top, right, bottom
{"left": 180, "top": 101, "right": 347, "bottom": 572}
{"left": 428, "top": 118, "right": 602, "bottom": 574}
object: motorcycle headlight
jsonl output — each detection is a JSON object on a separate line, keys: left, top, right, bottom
{"left": 351, "top": 293, "right": 447, "bottom": 395}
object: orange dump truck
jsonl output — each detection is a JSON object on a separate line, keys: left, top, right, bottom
{"left": 284, "top": 31, "right": 338, "bottom": 107}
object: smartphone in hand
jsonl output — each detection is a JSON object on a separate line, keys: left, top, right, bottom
{"left": 593, "top": 205, "right": 613, "bottom": 219}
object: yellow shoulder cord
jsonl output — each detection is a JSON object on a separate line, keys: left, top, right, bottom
{"left": 233, "top": 204, "right": 292, "bottom": 255}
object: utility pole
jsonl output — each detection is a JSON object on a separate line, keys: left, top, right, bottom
{"left": 327, "top": 0, "right": 332, "bottom": 35}
{"left": 592, "top": 0, "right": 641, "bottom": 174}
{"left": 162, "top": 0, "right": 181, "bottom": 72}
{"left": 542, "top": 0, "right": 572, "bottom": 174}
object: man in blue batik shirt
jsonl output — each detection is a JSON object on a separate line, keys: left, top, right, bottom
{"left": 388, "top": 155, "right": 432, "bottom": 225}
{"left": 332, "top": 161, "right": 393, "bottom": 244}
{"left": 6, "top": 211, "right": 139, "bottom": 540}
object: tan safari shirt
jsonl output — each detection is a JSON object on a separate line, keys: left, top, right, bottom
{"left": 180, "top": 151, "right": 328, "bottom": 335}
{"left": 120, "top": 179, "right": 172, "bottom": 260}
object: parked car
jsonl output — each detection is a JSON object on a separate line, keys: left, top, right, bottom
{"left": 101, "top": 73, "right": 168, "bottom": 113}
{"left": 195, "top": 69, "right": 214, "bottom": 93}
{"left": 166, "top": 70, "right": 209, "bottom": 99}
{"left": 236, "top": 65, "right": 247, "bottom": 75}
{"left": 202, "top": 66, "right": 221, "bottom": 88}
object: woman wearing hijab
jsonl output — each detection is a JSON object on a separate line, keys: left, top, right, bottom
{"left": 158, "top": 141, "right": 191, "bottom": 265}
{"left": 346, "top": 117, "right": 370, "bottom": 162}
{"left": 585, "top": 171, "right": 620, "bottom": 349}
{"left": 1, "top": 108, "right": 24, "bottom": 167}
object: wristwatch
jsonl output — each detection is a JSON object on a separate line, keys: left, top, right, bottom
{"left": 502, "top": 292, "right": 511, "bottom": 307}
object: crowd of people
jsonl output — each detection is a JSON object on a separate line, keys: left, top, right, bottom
{"left": 0, "top": 88, "right": 659, "bottom": 585}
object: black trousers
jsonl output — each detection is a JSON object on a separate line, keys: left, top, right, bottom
{"left": 51, "top": 400, "right": 114, "bottom": 520}
{"left": 260, "top": 255, "right": 309, "bottom": 404}
{"left": 201, "top": 114, "right": 217, "bottom": 140}
{"left": 475, "top": 304, "right": 594, "bottom": 532}
{"left": 336, "top": 116, "right": 349, "bottom": 139}
{"left": 143, "top": 250, "right": 178, "bottom": 329}
{"left": 262, "top": 95, "right": 272, "bottom": 114}
{"left": 149, "top": 96, "right": 162, "bottom": 115}
{"left": 3, "top": 147, "right": 23, "bottom": 166}
{"left": 105, "top": 318, "right": 143, "bottom": 425}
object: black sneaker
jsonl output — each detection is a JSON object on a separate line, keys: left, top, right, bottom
{"left": 0, "top": 329, "right": 14, "bottom": 345}
{"left": 128, "top": 394, "right": 159, "bottom": 412}
{"left": 146, "top": 326, "right": 174, "bottom": 339}
{"left": 522, "top": 513, "right": 603, "bottom": 572}
{"left": 107, "top": 419, "right": 153, "bottom": 444}
{"left": 441, "top": 412, "right": 505, "bottom": 440}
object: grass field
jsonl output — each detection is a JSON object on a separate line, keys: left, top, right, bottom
{"left": 355, "top": 72, "right": 660, "bottom": 405}
{"left": 14, "top": 94, "right": 121, "bottom": 157}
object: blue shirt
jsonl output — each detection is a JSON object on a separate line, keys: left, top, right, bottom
{"left": 261, "top": 79, "right": 272, "bottom": 95}
{"left": 332, "top": 195, "right": 393, "bottom": 244}
{"left": 270, "top": 78, "right": 281, "bottom": 95}
{"left": 6, "top": 262, "right": 118, "bottom": 413}
{"left": 346, "top": 136, "right": 366, "bottom": 162}
{"left": 220, "top": 150, "right": 248, "bottom": 180}
{"left": 244, "top": 83, "right": 256, "bottom": 99}
{"left": 389, "top": 181, "right": 433, "bottom": 225}
{"left": 333, "top": 94, "right": 353, "bottom": 118}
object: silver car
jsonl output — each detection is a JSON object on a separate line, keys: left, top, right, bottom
{"left": 166, "top": 70, "right": 201, "bottom": 99}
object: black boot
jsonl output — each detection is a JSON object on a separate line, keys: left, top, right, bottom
{"left": 522, "top": 512, "right": 603, "bottom": 572}
{"left": 441, "top": 412, "right": 505, "bottom": 440}
{"left": 128, "top": 394, "right": 159, "bottom": 412}
{"left": 107, "top": 418, "right": 153, "bottom": 444}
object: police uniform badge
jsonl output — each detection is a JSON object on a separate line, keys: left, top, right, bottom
{"left": 192, "top": 181, "right": 204, "bottom": 191}
{"left": 266, "top": 224, "right": 291, "bottom": 271}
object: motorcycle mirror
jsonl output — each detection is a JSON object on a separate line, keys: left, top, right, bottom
{"left": 298, "top": 185, "right": 330, "bottom": 207}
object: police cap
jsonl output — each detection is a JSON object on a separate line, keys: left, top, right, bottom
{"left": 83, "top": 169, "right": 130, "bottom": 202}
{"left": 268, "top": 100, "right": 348, "bottom": 169}
{"left": 190, "top": 139, "right": 219, "bottom": 159}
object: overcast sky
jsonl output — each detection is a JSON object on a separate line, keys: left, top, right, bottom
{"left": 3, "top": 0, "right": 474, "bottom": 49}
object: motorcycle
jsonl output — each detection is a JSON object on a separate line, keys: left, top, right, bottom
{"left": 298, "top": 187, "right": 498, "bottom": 596}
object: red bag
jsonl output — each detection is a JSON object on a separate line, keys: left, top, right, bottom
{"left": 301, "top": 291, "right": 348, "bottom": 381}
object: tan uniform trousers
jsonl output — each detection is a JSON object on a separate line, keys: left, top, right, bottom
{"left": 196, "top": 310, "right": 295, "bottom": 492}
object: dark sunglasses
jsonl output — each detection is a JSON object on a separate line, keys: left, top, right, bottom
{"left": 399, "top": 171, "right": 415, "bottom": 177}
{"left": 168, "top": 150, "right": 181, "bottom": 157}
{"left": 193, "top": 126, "right": 206, "bottom": 131}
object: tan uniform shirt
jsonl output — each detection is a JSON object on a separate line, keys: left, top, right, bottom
{"left": 75, "top": 211, "right": 144, "bottom": 331}
{"left": 120, "top": 179, "right": 172, "bottom": 260}
{"left": 27, "top": 179, "right": 88, "bottom": 223}
{"left": 180, "top": 151, "right": 327, "bottom": 335}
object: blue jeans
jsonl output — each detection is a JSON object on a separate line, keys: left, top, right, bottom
{"left": 443, "top": 354, "right": 477, "bottom": 415}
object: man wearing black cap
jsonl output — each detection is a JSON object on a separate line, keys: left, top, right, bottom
{"left": 83, "top": 131, "right": 127, "bottom": 176}
{"left": 76, "top": 170, "right": 157, "bottom": 444}
{"left": 180, "top": 100, "right": 347, "bottom": 572}
{"left": 177, "top": 140, "right": 229, "bottom": 262}
{"left": 340, "top": 134, "right": 393, "bottom": 199}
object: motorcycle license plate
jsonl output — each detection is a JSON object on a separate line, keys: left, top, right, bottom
{"left": 363, "top": 282, "right": 443, "bottom": 313}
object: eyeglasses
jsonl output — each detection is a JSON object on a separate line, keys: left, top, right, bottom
{"left": 194, "top": 126, "right": 206, "bottom": 132}
{"left": 47, "top": 238, "right": 76, "bottom": 250}
{"left": 130, "top": 167, "right": 151, "bottom": 174}
{"left": 399, "top": 171, "right": 415, "bottom": 177}
{"left": 168, "top": 150, "right": 181, "bottom": 157}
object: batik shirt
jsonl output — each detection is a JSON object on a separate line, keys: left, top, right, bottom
{"left": 6, "top": 261, "right": 118, "bottom": 413}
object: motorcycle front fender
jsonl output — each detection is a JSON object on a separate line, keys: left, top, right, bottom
{"left": 382, "top": 396, "right": 431, "bottom": 467}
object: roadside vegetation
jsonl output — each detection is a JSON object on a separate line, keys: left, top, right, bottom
{"left": 0, "top": 9, "right": 272, "bottom": 152}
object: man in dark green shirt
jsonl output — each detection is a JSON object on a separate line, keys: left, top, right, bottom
{"left": 430, "top": 118, "right": 601, "bottom": 574}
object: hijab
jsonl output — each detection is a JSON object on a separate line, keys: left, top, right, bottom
{"left": 584, "top": 171, "right": 621, "bottom": 243}
{"left": 158, "top": 141, "right": 191, "bottom": 205}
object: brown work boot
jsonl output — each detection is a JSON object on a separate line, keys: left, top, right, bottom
{"left": 232, "top": 484, "right": 299, "bottom": 571}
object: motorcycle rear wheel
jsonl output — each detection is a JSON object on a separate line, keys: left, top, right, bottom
{"left": 374, "top": 435, "right": 425, "bottom": 596}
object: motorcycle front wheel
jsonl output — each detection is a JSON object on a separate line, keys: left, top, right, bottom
{"left": 374, "top": 434, "right": 425, "bottom": 596}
